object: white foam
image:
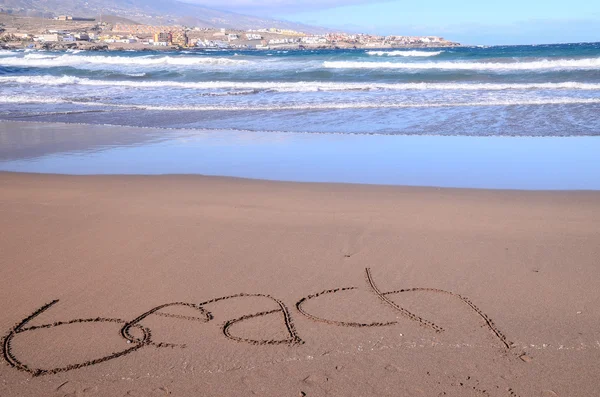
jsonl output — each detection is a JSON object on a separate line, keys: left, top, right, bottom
{"left": 367, "top": 50, "right": 443, "bottom": 57}
{"left": 3, "top": 75, "right": 600, "bottom": 92}
{"left": 2, "top": 95, "right": 598, "bottom": 110}
{"left": 324, "top": 58, "right": 600, "bottom": 71}
{"left": 0, "top": 95, "right": 65, "bottom": 104}
{"left": 0, "top": 53, "right": 250, "bottom": 68}
{"left": 20, "top": 53, "right": 56, "bottom": 60}
{"left": 117, "top": 97, "right": 600, "bottom": 111}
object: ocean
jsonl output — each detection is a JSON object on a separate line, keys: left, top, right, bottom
{"left": 1, "top": 43, "right": 600, "bottom": 136}
{"left": 1, "top": 43, "right": 600, "bottom": 189}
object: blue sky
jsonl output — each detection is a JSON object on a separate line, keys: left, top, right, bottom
{"left": 189, "top": 0, "right": 600, "bottom": 45}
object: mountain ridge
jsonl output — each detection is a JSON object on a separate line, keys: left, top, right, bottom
{"left": 0, "top": 0, "right": 331, "bottom": 33}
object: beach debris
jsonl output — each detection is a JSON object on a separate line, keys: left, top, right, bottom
{"left": 541, "top": 390, "right": 559, "bottom": 397}
{"left": 519, "top": 354, "right": 533, "bottom": 363}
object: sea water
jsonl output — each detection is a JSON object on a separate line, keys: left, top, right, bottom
{"left": 1, "top": 44, "right": 600, "bottom": 136}
{"left": 1, "top": 44, "right": 599, "bottom": 188}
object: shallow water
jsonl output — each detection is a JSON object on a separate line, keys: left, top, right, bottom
{"left": 1, "top": 122, "right": 598, "bottom": 190}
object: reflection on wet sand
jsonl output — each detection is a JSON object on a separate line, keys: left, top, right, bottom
{"left": 1, "top": 120, "right": 599, "bottom": 190}
{"left": 0, "top": 121, "right": 165, "bottom": 161}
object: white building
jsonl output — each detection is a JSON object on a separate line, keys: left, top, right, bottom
{"left": 268, "top": 38, "right": 287, "bottom": 45}
{"left": 38, "top": 34, "right": 61, "bottom": 42}
{"left": 301, "top": 36, "right": 327, "bottom": 44}
{"left": 246, "top": 33, "right": 262, "bottom": 40}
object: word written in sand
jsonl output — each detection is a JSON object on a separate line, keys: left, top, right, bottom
{"left": 2, "top": 268, "right": 512, "bottom": 376}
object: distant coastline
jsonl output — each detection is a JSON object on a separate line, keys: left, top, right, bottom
{"left": 0, "top": 41, "right": 462, "bottom": 52}
{"left": 0, "top": 13, "right": 461, "bottom": 52}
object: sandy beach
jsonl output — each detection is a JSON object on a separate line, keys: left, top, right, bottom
{"left": 1, "top": 171, "right": 599, "bottom": 396}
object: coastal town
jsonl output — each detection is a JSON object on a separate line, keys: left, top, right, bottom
{"left": 0, "top": 13, "right": 460, "bottom": 51}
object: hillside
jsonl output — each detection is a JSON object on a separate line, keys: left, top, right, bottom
{"left": 0, "top": 0, "right": 330, "bottom": 33}
{"left": 95, "top": 15, "right": 142, "bottom": 26}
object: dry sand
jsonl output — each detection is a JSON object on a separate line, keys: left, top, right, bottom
{"left": 1, "top": 172, "right": 600, "bottom": 396}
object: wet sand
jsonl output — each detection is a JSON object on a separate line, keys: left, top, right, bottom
{"left": 2, "top": 121, "right": 599, "bottom": 190}
{"left": 1, "top": 172, "right": 600, "bottom": 396}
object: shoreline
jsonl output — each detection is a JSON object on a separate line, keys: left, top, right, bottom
{"left": 1, "top": 120, "right": 599, "bottom": 191}
{"left": 1, "top": 41, "right": 462, "bottom": 51}
{"left": 2, "top": 170, "right": 600, "bottom": 194}
{"left": 3, "top": 30, "right": 600, "bottom": 396}
{"left": 2, "top": 118, "right": 598, "bottom": 138}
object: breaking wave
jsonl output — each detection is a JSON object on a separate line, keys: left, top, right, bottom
{"left": 324, "top": 57, "right": 600, "bottom": 71}
{"left": 366, "top": 50, "right": 443, "bottom": 57}
{"left": 0, "top": 95, "right": 65, "bottom": 104}
{"left": 2, "top": 94, "right": 600, "bottom": 109}
{"left": 0, "top": 53, "right": 250, "bottom": 68}
{"left": 3, "top": 75, "right": 600, "bottom": 91}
